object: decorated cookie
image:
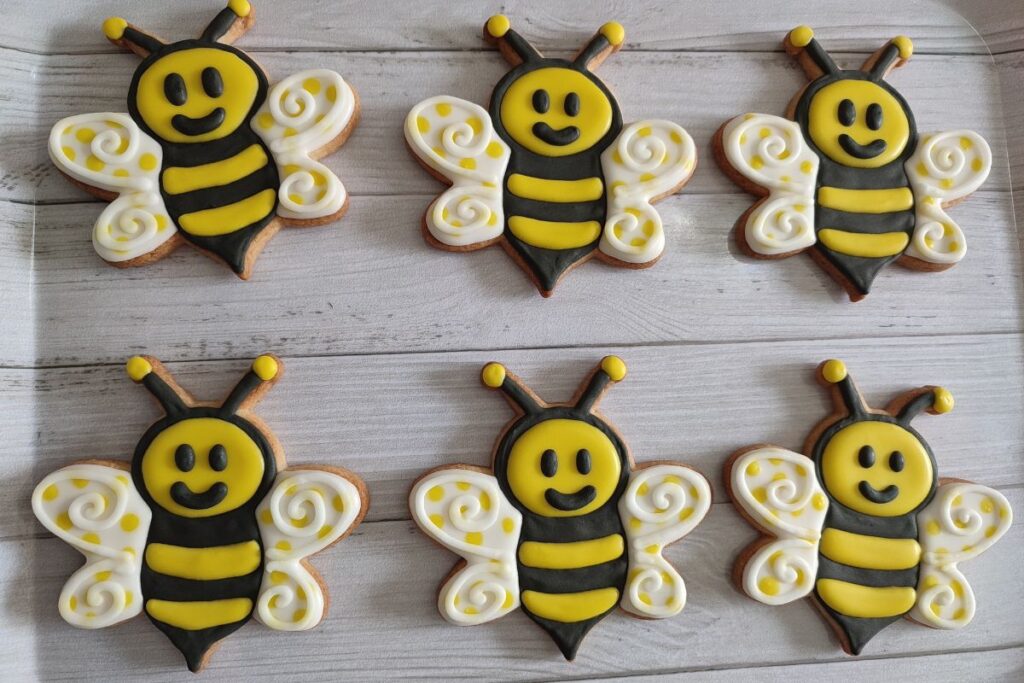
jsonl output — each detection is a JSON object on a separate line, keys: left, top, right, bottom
{"left": 48, "top": 1, "right": 359, "bottom": 279}
{"left": 32, "top": 355, "right": 368, "bottom": 671}
{"left": 725, "top": 360, "right": 1012, "bottom": 655}
{"left": 714, "top": 27, "right": 991, "bottom": 301}
{"left": 410, "top": 357, "right": 711, "bottom": 659}
{"left": 405, "top": 16, "right": 696, "bottom": 297}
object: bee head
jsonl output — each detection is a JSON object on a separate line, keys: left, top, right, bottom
{"left": 812, "top": 359, "right": 946, "bottom": 517}
{"left": 105, "top": 0, "right": 266, "bottom": 144}
{"left": 484, "top": 357, "right": 630, "bottom": 519}
{"left": 484, "top": 15, "right": 623, "bottom": 158}
{"left": 128, "top": 354, "right": 279, "bottom": 519}
{"left": 787, "top": 26, "right": 916, "bottom": 169}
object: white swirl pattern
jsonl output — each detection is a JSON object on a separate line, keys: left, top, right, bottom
{"left": 93, "top": 191, "right": 176, "bottom": 262}
{"left": 743, "top": 537, "right": 819, "bottom": 605}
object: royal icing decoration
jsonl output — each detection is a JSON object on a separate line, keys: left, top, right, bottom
{"left": 48, "top": 1, "right": 358, "bottom": 279}
{"left": 410, "top": 357, "right": 710, "bottom": 660}
{"left": 716, "top": 26, "right": 991, "bottom": 301}
{"left": 727, "top": 359, "right": 1012, "bottom": 655}
{"left": 32, "top": 354, "right": 367, "bottom": 672}
{"left": 405, "top": 16, "right": 696, "bottom": 296}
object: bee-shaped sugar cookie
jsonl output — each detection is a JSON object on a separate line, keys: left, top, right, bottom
{"left": 32, "top": 355, "right": 368, "bottom": 671}
{"left": 49, "top": 1, "right": 358, "bottom": 278}
{"left": 405, "top": 16, "right": 697, "bottom": 296}
{"left": 410, "top": 357, "right": 711, "bottom": 659}
{"left": 715, "top": 27, "right": 992, "bottom": 300}
{"left": 726, "top": 360, "right": 1012, "bottom": 654}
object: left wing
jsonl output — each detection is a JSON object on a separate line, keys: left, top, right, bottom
{"left": 904, "top": 131, "right": 991, "bottom": 266}
{"left": 255, "top": 467, "right": 365, "bottom": 630}
{"left": 252, "top": 69, "right": 357, "bottom": 223}
{"left": 911, "top": 481, "right": 1012, "bottom": 629}
{"left": 599, "top": 121, "right": 696, "bottom": 265}
{"left": 618, "top": 464, "right": 711, "bottom": 617}
{"left": 32, "top": 463, "right": 151, "bottom": 628}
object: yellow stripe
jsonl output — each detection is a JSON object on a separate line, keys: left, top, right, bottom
{"left": 508, "top": 215, "right": 601, "bottom": 250}
{"left": 820, "top": 529, "right": 921, "bottom": 570}
{"left": 521, "top": 588, "right": 619, "bottom": 623}
{"left": 816, "top": 579, "right": 916, "bottom": 618}
{"left": 162, "top": 144, "right": 269, "bottom": 195}
{"left": 146, "top": 597, "right": 253, "bottom": 630}
{"left": 818, "top": 186, "right": 913, "bottom": 214}
{"left": 518, "top": 534, "right": 624, "bottom": 570}
{"left": 507, "top": 174, "right": 604, "bottom": 203}
{"left": 145, "top": 541, "right": 261, "bottom": 580}
{"left": 178, "top": 189, "right": 277, "bottom": 237}
{"left": 818, "top": 229, "right": 909, "bottom": 258}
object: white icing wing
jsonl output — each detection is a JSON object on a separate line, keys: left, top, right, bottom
{"left": 409, "top": 468, "right": 522, "bottom": 625}
{"left": 729, "top": 447, "right": 828, "bottom": 605}
{"left": 904, "top": 131, "right": 992, "bottom": 265}
{"left": 31, "top": 463, "right": 151, "bottom": 629}
{"left": 253, "top": 70, "right": 357, "bottom": 221}
{"left": 49, "top": 113, "right": 176, "bottom": 262}
{"left": 618, "top": 464, "right": 711, "bottom": 618}
{"left": 405, "top": 96, "right": 510, "bottom": 248}
{"left": 255, "top": 468, "right": 364, "bottom": 631}
{"left": 721, "top": 114, "right": 818, "bottom": 256}
{"left": 599, "top": 121, "right": 696, "bottom": 265}
{"left": 911, "top": 482, "right": 1012, "bottom": 629}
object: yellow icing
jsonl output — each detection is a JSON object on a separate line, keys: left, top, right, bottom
{"left": 518, "top": 534, "right": 624, "bottom": 569}
{"left": 481, "top": 362, "right": 507, "bottom": 388}
{"left": 521, "top": 587, "right": 619, "bottom": 623}
{"left": 508, "top": 216, "right": 601, "bottom": 250}
{"left": 161, "top": 144, "right": 268, "bottom": 195}
{"left": 506, "top": 174, "right": 603, "bottom": 203}
{"left": 178, "top": 188, "right": 276, "bottom": 236}
{"left": 816, "top": 578, "right": 916, "bottom": 618}
{"left": 818, "top": 229, "right": 909, "bottom": 258}
{"left": 807, "top": 80, "right": 911, "bottom": 168}
{"left": 146, "top": 597, "right": 253, "bottom": 630}
{"left": 820, "top": 528, "right": 921, "bottom": 570}
{"left": 252, "top": 354, "right": 279, "bottom": 381}
{"left": 818, "top": 187, "right": 913, "bottom": 214}
{"left": 145, "top": 541, "right": 261, "bottom": 580}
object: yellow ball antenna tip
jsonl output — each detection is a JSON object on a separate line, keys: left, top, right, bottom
{"left": 228, "top": 0, "right": 251, "bottom": 17}
{"left": 481, "top": 362, "right": 506, "bottom": 388}
{"left": 789, "top": 25, "right": 814, "bottom": 48}
{"left": 252, "top": 355, "right": 279, "bottom": 381}
{"left": 126, "top": 356, "right": 152, "bottom": 382}
{"left": 893, "top": 35, "right": 913, "bottom": 59}
{"left": 486, "top": 15, "right": 511, "bottom": 39}
{"left": 600, "top": 22, "right": 625, "bottom": 47}
{"left": 933, "top": 387, "right": 954, "bottom": 414}
{"left": 102, "top": 17, "right": 128, "bottom": 41}
{"left": 601, "top": 356, "right": 627, "bottom": 382}
{"left": 821, "top": 359, "right": 848, "bottom": 384}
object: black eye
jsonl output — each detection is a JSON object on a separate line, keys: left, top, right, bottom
{"left": 576, "top": 449, "right": 592, "bottom": 474}
{"left": 889, "top": 450, "right": 905, "bottom": 472}
{"left": 532, "top": 89, "right": 550, "bottom": 114}
{"left": 202, "top": 67, "right": 224, "bottom": 98}
{"left": 209, "top": 444, "right": 228, "bottom": 472}
{"left": 564, "top": 92, "right": 580, "bottom": 117}
{"left": 838, "top": 98, "right": 856, "bottom": 126}
{"left": 540, "top": 449, "right": 558, "bottom": 477}
{"left": 164, "top": 73, "right": 187, "bottom": 106}
{"left": 858, "top": 445, "right": 876, "bottom": 468}
{"left": 866, "top": 103, "right": 883, "bottom": 130}
{"left": 175, "top": 444, "right": 195, "bottom": 472}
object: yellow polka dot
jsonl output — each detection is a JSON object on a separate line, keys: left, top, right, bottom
{"left": 125, "top": 591, "right": 133, "bottom": 606}
{"left": 637, "top": 483, "right": 649, "bottom": 496}
{"left": 291, "top": 514, "right": 311, "bottom": 528}
{"left": 82, "top": 532, "right": 100, "bottom": 544}
{"left": 42, "top": 484, "right": 59, "bottom": 501}
{"left": 318, "top": 525, "right": 334, "bottom": 539}
{"left": 302, "top": 78, "right": 321, "bottom": 95}
{"left": 459, "top": 158, "right": 476, "bottom": 170}
{"left": 486, "top": 141, "right": 503, "bottom": 158}
{"left": 283, "top": 128, "right": 298, "bottom": 138}
{"left": 261, "top": 509, "right": 273, "bottom": 523}
{"left": 429, "top": 514, "right": 444, "bottom": 529}
{"left": 502, "top": 517, "right": 515, "bottom": 533}
{"left": 113, "top": 168, "right": 130, "bottom": 178}
{"left": 465, "top": 532, "right": 483, "bottom": 545}
{"left": 745, "top": 462, "right": 760, "bottom": 477}
{"left": 953, "top": 607, "right": 966, "bottom": 620}
{"left": 502, "top": 592, "right": 513, "bottom": 609}
{"left": 332, "top": 495, "right": 344, "bottom": 512}
{"left": 480, "top": 492, "right": 492, "bottom": 510}
{"left": 416, "top": 116, "right": 430, "bottom": 134}
{"left": 289, "top": 193, "right": 305, "bottom": 205}
{"left": 629, "top": 518, "right": 642, "bottom": 529}
{"left": 69, "top": 596, "right": 78, "bottom": 611}
{"left": 292, "top": 608, "right": 306, "bottom": 622}
{"left": 427, "top": 485, "right": 444, "bottom": 502}
{"left": 759, "top": 577, "right": 780, "bottom": 596}
{"left": 930, "top": 602, "right": 942, "bottom": 617}
{"left": 753, "top": 487, "right": 767, "bottom": 504}
{"left": 679, "top": 507, "right": 694, "bottom": 521}
{"left": 275, "top": 540, "right": 292, "bottom": 551}
{"left": 120, "top": 513, "right": 139, "bottom": 532}
{"left": 751, "top": 155, "right": 764, "bottom": 170}
{"left": 122, "top": 546, "right": 135, "bottom": 557}
{"left": 435, "top": 102, "right": 452, "bottom": 117}
{"left": 139, "top": 153, "right": 157, "bottom": 171}
{"left": 57, "top": 513, "right": 73, "bottom": 531}
{"left": 76, "top": 128, "right": 95, "bottom": 144}
{"left": 258, "top": 112, "right": 274, "bottom": 130}
{"left": 971, "top": 158, "right": 983, "bottom": 172}
{"left": 639, "top": 592, "right": 652, "bottom": 605}
{"left": 95, "top": 571, "right": 111, "bottom": 581}
{"left": 800, "top": 160, "right": 813, "bottom": 174}
{"left": 645, "top": 544, "right": 659, "bottom": 554}
{"left": 813, "top": 493, "right": 827, "bottom": 510}
{"left": 466, "top": 117, "right": 482, "bottom": 134}
{"left": 271, "top": 571, "right": 287, "bottom": 585}
{"left": 62, "top": 146, "right": 76, "bottom": 161}
{"left": 926, "top": 519, "right": 941, "bottom": 535}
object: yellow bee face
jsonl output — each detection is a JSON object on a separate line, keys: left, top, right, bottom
{"left": 134, "top": 46, "right": 260, "bottom": 144}
{"left": 504, "top": 418, "right": 622, "bottom": 518}
{"left": 820, "top": 420, "right": 933, "bottom": 516}
{"left": 498, "top": 67, "right": 613, "bottom": 157}
{"left": 139, "top": 417, "right": 267, "bottom": 518}
{"left": 806, "top": 79, "right": 911, "bottom": 168}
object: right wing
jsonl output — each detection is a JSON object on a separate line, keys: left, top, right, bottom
{"left": 720, "top": 114, "right": 819, "bottom": 256}
{"left": 32, "top": 463, "right": 151, "bottom": 628}
{"left": 409, "top": 467, "right": 522, "bottom": 625}
{"left": 728, "top": 447, "right": 828, "bottom": 605}
{"left": 405, "top": 96, "right": 510, "bottom": 248}
{"left": 49, "top": 113, "right": 176, "bottom": 262}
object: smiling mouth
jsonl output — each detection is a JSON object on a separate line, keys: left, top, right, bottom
{"left": 544, "top": 485, "right": 596, "bottom": 511}
{"left": 171, "top": 481, "right": 228, "bottom": 510}
{"left": 858, "top": 481, "right": 899, "bottom": 504}
{"left": 171, "top": 108, "right": 226, "bottom": 136}
{"left": 838, "top": 134, "right": 888, "bottom": 159}
{"left": 532, "top": 122, "right": 581, "bottom": 146}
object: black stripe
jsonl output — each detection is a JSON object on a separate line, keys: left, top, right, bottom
{"left": 140, "top": 568, "right": 262, "bottom": 602}
{"left": 817, "top": 158, "right": 910, "bottom": 190}
{"left": 504, "top": 195, "right": 605, "bottom": 223}
{"left": 517, "top": 557, "right": 627, "bottom": 594}
{"left": 164, "top": 164, "right": 277, "bottom": 217}
{"left": 816, "top": 555, "right": 919, "bottom": 588}
{"left": 816, "top": 206, "right": 914, "bottom": 234}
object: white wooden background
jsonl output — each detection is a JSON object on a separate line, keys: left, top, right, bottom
{"left": 1, "top": 0, "right": 1022, "bottom": 680}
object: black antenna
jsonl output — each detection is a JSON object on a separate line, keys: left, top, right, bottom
{"left": 575, "top": 356, "right": 627, "bottom": 414}
{"left": 485, "top": 15, "right": 542, "bottom": 64}
{"left": 221, "top": 355, "right": 279, "bottom": 415}
{"left": 787, "top": 26, "right": 839, "bottom": 76}
{"left": 573, "top": 22, "right": 624, "bottom": 69}
{"left": 820, "top": 360, "right": 868, "bottom": 418}
{"left": 481, "top": 363, "right": 542, "bottom": 415}
{"left": 103, "top": 17, "right": 165, "bottom": 55}
{"left": 127, "top": 356, "right": 187, "bottom": 417}
{"left": 869, "top": 36, "right": 913, "bottom": 79}
{"left": 201, "top": 0, "right": 251, "bottom": 43}
{"left": 898, "top": 386, "right": 953, "bottom": 423}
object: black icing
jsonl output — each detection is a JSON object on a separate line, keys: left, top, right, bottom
{"left": 532, "top": 122, "right": 580, "bottom": 146}
{"left": 544, "top": 485, "right": 596, "bottom": 511}
{"left": 576, "top": 448, "right": 592, "bottom": 474}
{"left": 164, "top": 73, "right": 187, "bottom": 106}
{"left": 175, "top": 443, "right": 196, "bottom": 472}
{"left": 209, "top": 444, "right": 228, "bottom": 471}
{"left": 564, "top": 92, "right": 580, "bottom": 117}
{"left": 202, "top": 66, "right": 224, "bottom": 97}
{"left": 171, "top": 481, "right": 229, "bottom": 509}
{"left": 858, "top": 480, "right": 899, "bottom": 504}
{"left": 838, "top": 134, "right": 887, "bottom": 159}
{"left": 171, "top": 107, "right": 226, "bottom": 136}
{"left": 532, "top": 88, "right": 550, "bottom": 113}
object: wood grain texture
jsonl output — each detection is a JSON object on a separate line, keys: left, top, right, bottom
{"left": 0, "top": 202, "right": 34, "bottom": 366}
